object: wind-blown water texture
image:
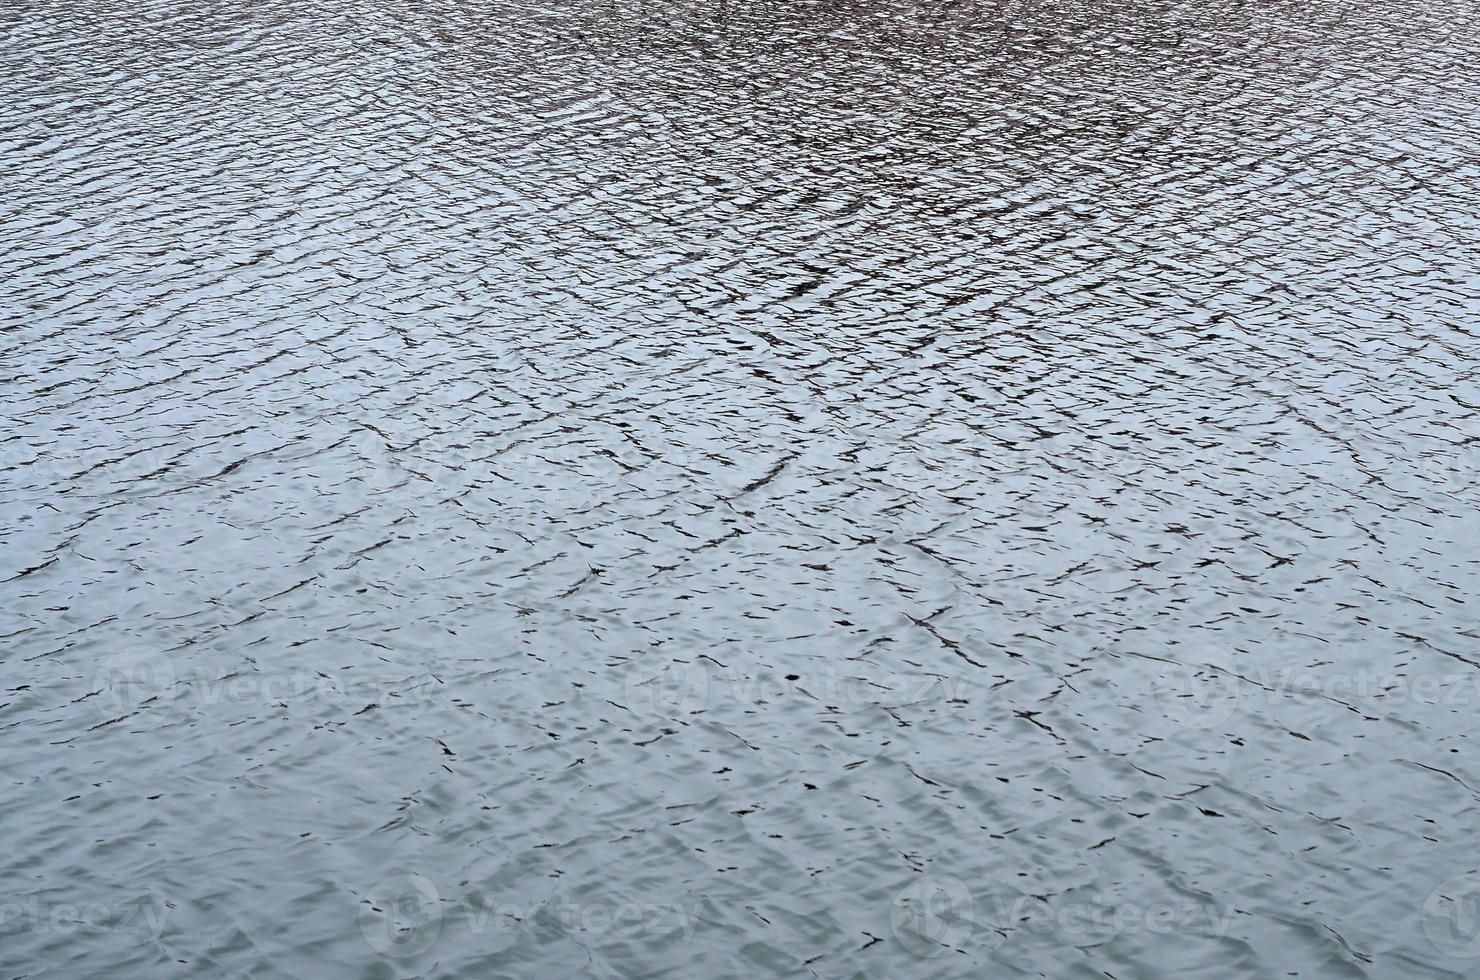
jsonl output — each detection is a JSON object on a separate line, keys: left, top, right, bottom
{"left": 3, "top": 0, "right": 1480, "bottom": 976}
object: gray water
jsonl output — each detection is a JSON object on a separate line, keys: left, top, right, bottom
{"left": 3, "top": 0, "right": 1480, "bottom": 976}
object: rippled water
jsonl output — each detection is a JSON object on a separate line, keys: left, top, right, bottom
{"left": 4, "top": 0, "right": 1480, "bottom": 975}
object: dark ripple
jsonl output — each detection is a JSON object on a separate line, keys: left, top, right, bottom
{"left": 2, "top": 0, "right": 1479, "bottom": 976}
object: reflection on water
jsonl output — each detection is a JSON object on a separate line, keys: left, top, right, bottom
{"left": 3, "top": 0, "right": 1479, "bottom": 975}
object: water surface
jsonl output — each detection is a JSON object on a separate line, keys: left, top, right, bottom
{"left": 3, "top": 0, "right": 1480, "bottom": 975}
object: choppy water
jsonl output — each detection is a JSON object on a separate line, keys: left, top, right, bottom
{"left": 4, "top": 0, "right": 1480, "bottom": 975}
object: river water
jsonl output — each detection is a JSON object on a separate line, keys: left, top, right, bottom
{"left": 3, "top": 0, "right": 1479, "bottom": 976}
